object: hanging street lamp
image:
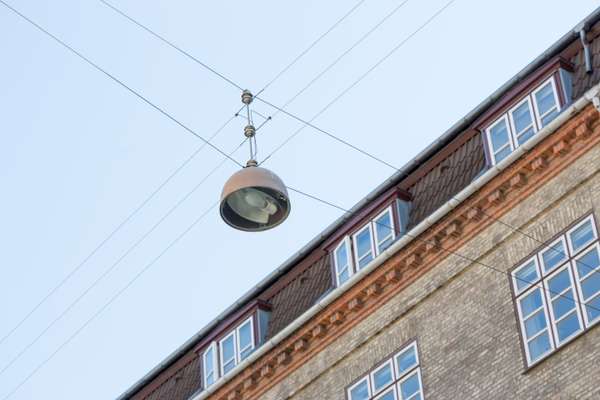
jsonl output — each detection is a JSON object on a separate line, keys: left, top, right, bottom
{"left": 219, "top": 90, "right": 291, "bottom": 231}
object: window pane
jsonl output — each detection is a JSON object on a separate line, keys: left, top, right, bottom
{"left": 576, "top": 247, "right": 600, "bottom": 278}
{"left": 528, "top": 331, "right": 551, "bottom": 362}
{"left": 535, "top": 83, "right": 557, "bottom": 117}
{"left": 335, "top": 243, "right": 349, "bottom": 272}
{"left": 556, "top": 312, "right": 581, "bottom": 342}
{"left": 490, "top": 119, "right": 511, "bottom": 152}
{"left": 541, "top": 241, "right": 567, "bottom": 274}
{"left": 395, "top": 346, "right": 417, "bottom": 375}
{"left": 494, "top": 146, "right": 512, "bottom": 163}
{"left": 356, "top": 228, "right": 374, "bottom": 268}
{"left": 338, "top": 268, "right": 350, "bottom": 284}
{"left": 541, "top": 109, "right": 559, "bottom": 126}
{"left": 516, "top": 127, "right": 535, "bottom": 145}
{"left": 524, "top": 310, "right": 547, "bottom": 338}
{"left": 519, "top": 288, "right": 543, "bottom": 318}
{"left": 349, "top": 379, "right": 370, "bottom": 400}
{"left": 547, "top": 269, "right": 571, "bottom": 297}
{"left": 204, "top": 347, "right": 215, "bottom": 386}
{"left": 223, "top": 359, "right": 235, "bottom": 374}
{"left": 581, "top": 271, "right": 600, "bottom": 301}
{"left": 570, "top": 220, "right": 596, "bottom": 254}
{"left": 551, "top": 293, "right": 576, "bottom": 320}
{"left": 585, "top": 294, "right": 600, "bottom": 323}
{"left": 221, "top": 335, "right": 236, "bottom": 373}
{"left": 238, "top": 321, "right": 253, "bottom": 360}
{"left": 399, "top": 372, "right": 420, "bottom": 399}
{"left": 376, "top": 212, "right": 394, "bottom": 252}
{"left": 373, "top": 363, "right": 394, "bottom": 393}
{"left": 512, "top": 101, "right": 533, "bottom": 133}
{"left": 514, "top": 260, "right": 539, "bottom": 292}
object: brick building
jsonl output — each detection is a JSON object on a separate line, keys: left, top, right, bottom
{"left": 119, "top": 7, "right": 600, "bottom": 400}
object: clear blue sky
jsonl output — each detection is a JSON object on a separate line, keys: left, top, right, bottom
{"left": 0, "top": 0, "right": 597, "bottom": 398}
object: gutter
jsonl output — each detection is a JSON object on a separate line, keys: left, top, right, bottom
{"left": 118, "top": 6, "right": 600, "bottom": 399}
{"left": 192, "top": 83, "right": 600, "bottom": 400}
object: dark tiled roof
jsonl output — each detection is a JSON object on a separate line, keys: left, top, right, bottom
{"left": 572, "top": 35, "right": 600, "bottom": 99}
{"left": 265, "top": 254, "right": 333, "bottom": 338}
{"left": 407, "top": 134, "right": 486, "bottom": 229}
{"left": 132, "top": 357, "right": 200, "bottom": 400}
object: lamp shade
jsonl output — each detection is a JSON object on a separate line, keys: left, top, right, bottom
{"left": 220, "top": 163, "right": 290, "bottom": 231}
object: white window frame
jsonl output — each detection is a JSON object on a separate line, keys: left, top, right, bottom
{"left": 508, "top": 96, "right": 538, "bottom": 146}
{"left": 538, "top": 236, "right": 568, "bottom": 275}
{"left": 202, "top": 342, "right": 218, "bottom": 389}
{"left": 236, "top": 317, "right": 255, "bottom": 362}
{"left": 353, "top": 224, "right": 376, "bottom": 270}
{"left": 543, "top": 263, "right": 584, "bottom": 347}
{"left": 572, "top": 243, "right": 600, "bottom": 327}
{"left": 346, "top": 341, "right": 423, "bottom": 400}
{"left": 396, "top": 368, "right": 424, "bottom": 400}
{"left": 531, "top": 77, "right": 561, "bottom": 128}
{"left": 370, "top": 359, "right": 395, "bottom": 396}
{"left": 373, "top": 207, "right": 396, "bottom": 254}
{"left": 219, "top": 330, "right": 237, "bottom": 376}
{"left": 348, "top": 376, "right": 371, "bottom": 400}
{"left": 393, "top": 341, "right": 419, "bottom": 378}
{"left": 566, "top": 215, "right": 598, "bottom": 256}
{"left": 485, "top": 114, "right": 515, "bottom": 165}
{"left": 485, "top": 75, "right": 564, "bottom": 166}
{"left": 512, "top": 214, "right": 600, "bottom": 367}
{"left": 512, "top": 256, "right": 541, "bottom": 296}
{"left": 334, "top": 237, "right": 354, "bottom": 286}
{"left": 515, "top": 283, "right": 555, "bottom": 365}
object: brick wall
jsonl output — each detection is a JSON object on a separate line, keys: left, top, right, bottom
{"left": 257, "top": 134, "right": 600, "bottom": 399}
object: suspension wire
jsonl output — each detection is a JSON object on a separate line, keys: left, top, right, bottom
{"left": 0, "top": 115, "right": 237, "bottom": 347}
{"left": 0, "top": 0, "right": 244, "bottom": 168}
{"left": 0, "top": 200, "right": 220, "bottom": 400}
{"left": 258, "top": 0, "right": 455, "bottom": 166}
{"left": 285, "top": 185, "right": 600, "bottom": 314}
{"left": 99, "top": 0, "right": 405, "bottom": 171}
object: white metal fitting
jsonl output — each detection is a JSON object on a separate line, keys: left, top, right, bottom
{"left": 241, "top": 89, "right": 253, "bottom": 105}
{"left": 244, "top": 124, "right": 256, "bottom": 138}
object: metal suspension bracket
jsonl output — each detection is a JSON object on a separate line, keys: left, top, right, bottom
{"left": 241, "top": 89, "right": 258, "bottom": 162}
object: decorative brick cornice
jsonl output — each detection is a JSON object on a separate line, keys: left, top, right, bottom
{"left": 205, "top": 105, "right": 600, "bottom": 400}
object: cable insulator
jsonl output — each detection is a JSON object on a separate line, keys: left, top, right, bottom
{"left": 241, "top": 89, "right": 253, "bottom": 105}
{"left": 244, "top": 124, "right": 256, "bottom": 138}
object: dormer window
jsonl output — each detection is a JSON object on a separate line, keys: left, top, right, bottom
{"left": 218, "top": 317, "right": 254, "bottom": 375}
{"left": 330, "top": 195, "right": 411, "bottom": 287}
{"left": 199, "top": 303, "right": 270, "bottom": 390}
{"left": 485, "top": 75, "right": 565, "bottom": 165}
